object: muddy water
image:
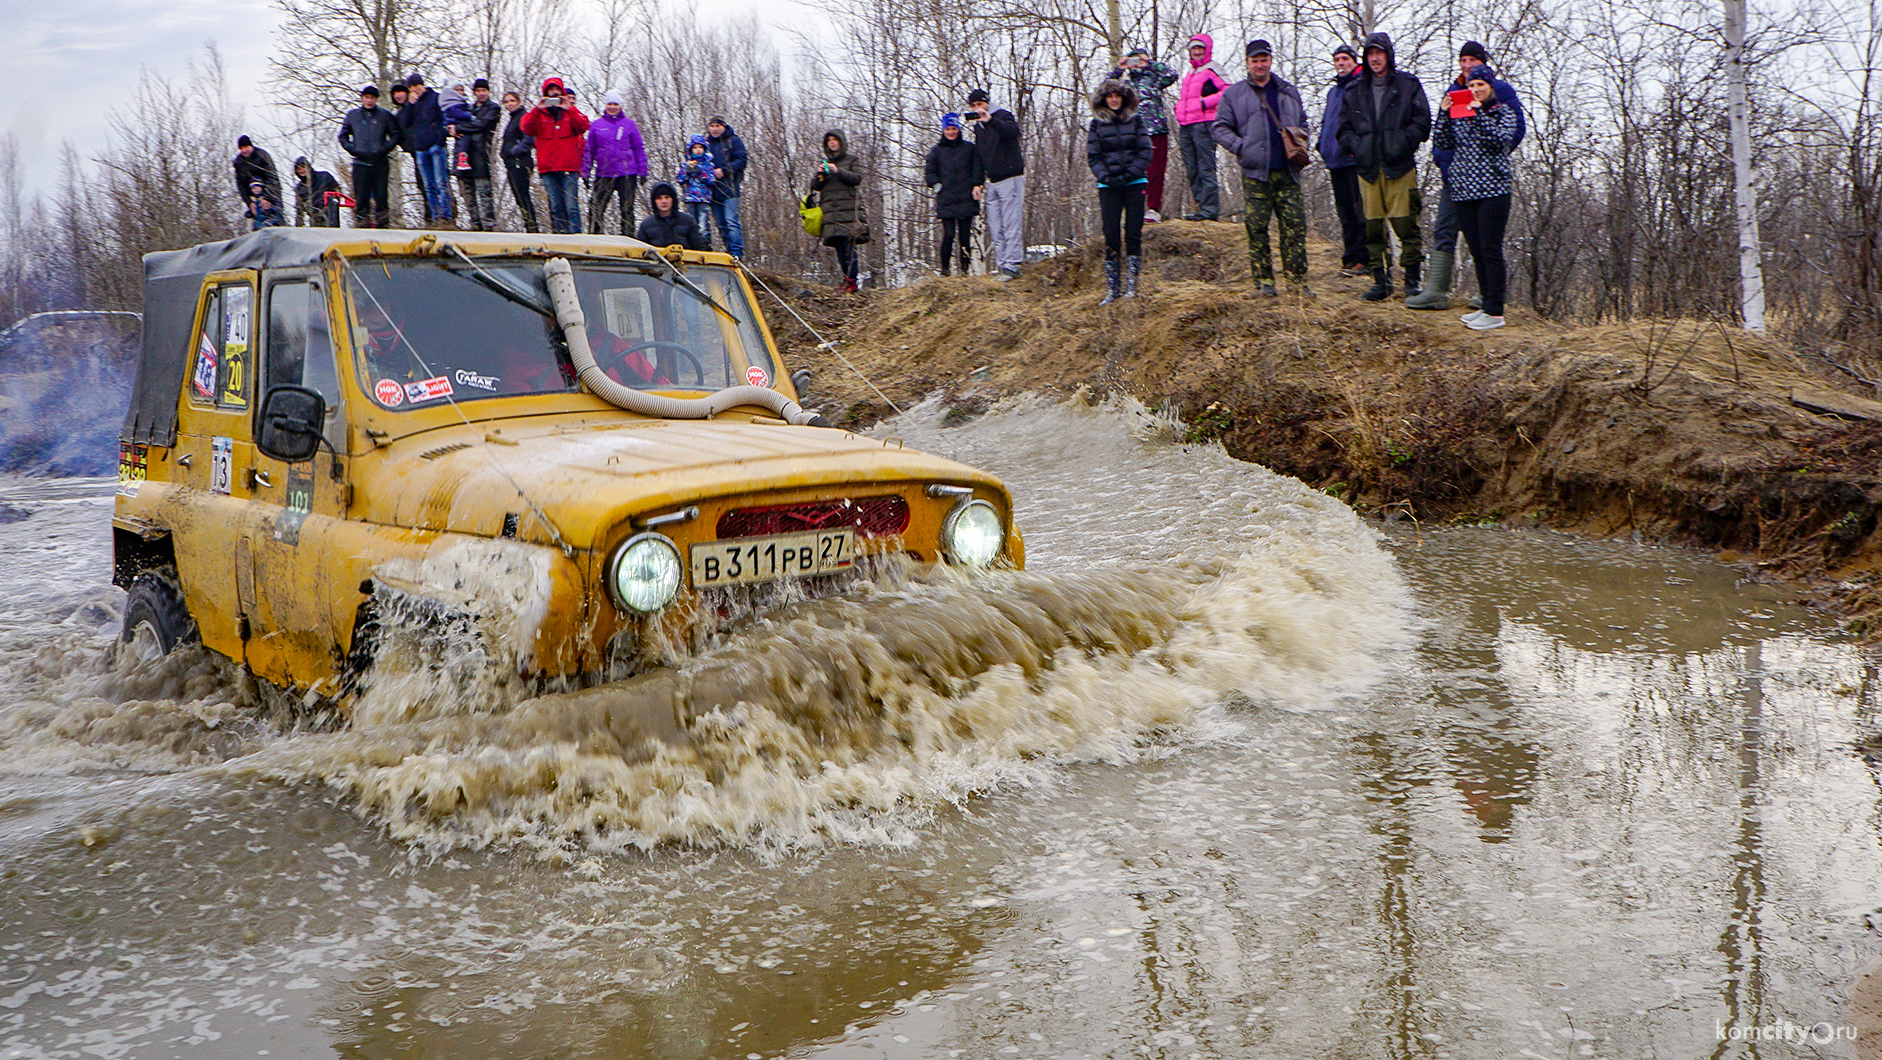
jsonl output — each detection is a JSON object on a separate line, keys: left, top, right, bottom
{"left": 1, "top": 399, "right": 1879, "bottom": 1059}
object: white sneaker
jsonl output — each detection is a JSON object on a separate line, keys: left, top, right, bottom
{"left": 1461, "top": 310, "right": 1487, "bottom": 325}
{"left": 1465, "top": 314, "right": 1506, "bottom": 331}
{"left": 1144, "top": 209, "right": 1161, "bottom": 222}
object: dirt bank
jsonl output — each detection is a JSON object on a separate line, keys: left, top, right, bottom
{"left": 761, "top": 221, "right": 1882, "bottom": 635}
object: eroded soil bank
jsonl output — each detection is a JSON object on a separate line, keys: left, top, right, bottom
{"left": 764, "top": 221, "right": 1882, "bottom": 634}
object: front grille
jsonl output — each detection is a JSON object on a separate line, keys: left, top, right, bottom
{"left": 717, "top": 495, "right": 910, "bottom": 539}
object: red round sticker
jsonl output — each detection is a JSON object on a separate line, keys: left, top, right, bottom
{"left": 374, "top": 378, "right": 405, "bottom": 406}
{"left": 746, "top": 365, "right": 769, "bottom": 387}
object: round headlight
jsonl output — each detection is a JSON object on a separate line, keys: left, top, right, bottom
{"left": 608, "top": 533, "right": 683, "bottom": 613}
{"left": 942, "top": 499, "right": 1003, "bottom": 568}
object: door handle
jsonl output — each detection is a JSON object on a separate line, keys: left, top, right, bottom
{"left": 250, "top": 469, "right": 273, "bottom": 489}
{"left": 178, "top": 454, "right": 192, "bottom": 468}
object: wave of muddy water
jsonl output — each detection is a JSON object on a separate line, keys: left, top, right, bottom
{"left": 2, "top": 398, "right": 1879, "bottom": 1058}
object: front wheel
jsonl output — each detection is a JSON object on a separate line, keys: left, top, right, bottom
{"left": 121, "top": 571, "right": 198, "bottom": 661}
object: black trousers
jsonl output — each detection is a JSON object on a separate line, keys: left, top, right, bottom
{"left": 350, "top": 157, "right": 390, "bottom": 228}
{"left": 1329, "top": 165, "right": 1369, "bottom": 267}
{"left": 504, "top": 159, "right": 539, "bottom": 233}
{"left": 1098, "top": 183, "right": 1145, "bottom": 261}
{"left": 939, "top": 217, "right": 973, "bottom": 269}
{"left": 1457, "top": 193, "right": 1511, "bottom": 316}
{"left": 590, "top": 175, "right": 638, "bottom": 235}
{"left": 828, "top": 237, "right": 859, "bottom": 281}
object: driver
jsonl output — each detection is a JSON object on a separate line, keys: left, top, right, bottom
{"left": 354, "top": 298, "right": 405, "bottom": 375}
{"left": 587, "top": 322, "right": 673, "bottom": 386}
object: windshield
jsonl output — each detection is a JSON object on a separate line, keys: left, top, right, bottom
{"left": 342, "top": 259, "right": 777, "bottom": 410}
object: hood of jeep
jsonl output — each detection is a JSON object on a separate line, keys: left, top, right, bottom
{"left": 351, "top": 417, "right": 1004, "bottom": 548}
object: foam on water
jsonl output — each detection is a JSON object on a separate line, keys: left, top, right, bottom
{"left": 0, "top": 398, "right": 1415, "bottom": 854}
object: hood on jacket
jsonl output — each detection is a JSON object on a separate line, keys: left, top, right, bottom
{"left": 1188, "top": 33, "right": 1215, "bottom": 67}
{"left": 292, "top": 155, "right": 310, "bottom": 173}
{"left": 439, "top": 86, "right": 469, "bottom": 112}
{"left": 822, "top": 128, "right": 849, "bottom": 158}
{"left": 646, "top": 180, "right": 681, "bottom": 212}
{"left": 1091, "top": 79, "right": 1141, "bottom": 122}
{"left": 687, "top": 133, "right": 711, "bottom": 153}
{"left": 1362, "top": 32, "right": 1396, "bottom": 72}
{"left": 541, "top": 77, "right": 566, "bottom": 97}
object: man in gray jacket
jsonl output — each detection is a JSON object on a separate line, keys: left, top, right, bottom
{"left": 1212, "top": 39, "right": 1313, "bottom": 297}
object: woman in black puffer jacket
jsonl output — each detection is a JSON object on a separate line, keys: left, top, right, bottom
{"left": 1086, "top": 78, "right": 1153, "bottom": 304}
{"left": 924, "top": 113, "right": 983, "bottom": 276}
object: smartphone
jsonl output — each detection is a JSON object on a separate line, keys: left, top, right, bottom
{"left": 1447, "top": 88, "right": 1475, "bottom": 118}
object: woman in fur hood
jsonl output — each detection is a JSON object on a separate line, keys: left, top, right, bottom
{"left": 1086, "top": 78, "right": 1153, "bottom": 304}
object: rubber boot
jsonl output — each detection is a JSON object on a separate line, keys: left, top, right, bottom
{"left": 1361, "top": 267, "right": 1393, "bottom": 301}
{"left": 1402, "top": 259, "right": 1423, "bottom": 300}
{"left": 1406, "top": 250, "right": 1452, "bottom": 309}
{"left": 1123, "top": 255, "right": 1141, "bottom": 299}
{"left": 939, "top": 258, "right": 951, "bottom": 277}
{"left": 1098, "top": 258, "right": 1122, "bottom": 306}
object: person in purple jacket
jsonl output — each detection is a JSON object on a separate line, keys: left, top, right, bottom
{"left": 583, "top": 89, "right": 648, "bottom": 235}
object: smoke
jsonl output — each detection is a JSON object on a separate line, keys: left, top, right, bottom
{"left": 0, "top": 317, "right": 138, "bottom": 477}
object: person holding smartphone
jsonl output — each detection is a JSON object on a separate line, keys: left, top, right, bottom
{"left": 520, "top": 78, "right": 590, "bottom": 233}
{"left": 810, "top": 130, "right": 866, "bottom": 292}
{"left": 1431, "top": 66, "right": 1518, "bottom": 330}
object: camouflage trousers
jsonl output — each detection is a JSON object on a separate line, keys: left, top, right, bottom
{"left": 1242, "top": 174, "right": 1308, "bottom": 284}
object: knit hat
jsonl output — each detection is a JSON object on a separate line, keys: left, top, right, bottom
{"left": 360, "top": 84, "right": 380, "bottom": 97}
{"left": 941, "top": 112, "right": 962, "bottom": 130}
{"left": 708, "top": 114, "right": 728, "bottom": 126}
{"left": 1246, "top": 38, "right": 1273, "bottom": 57}
{"left": 603, "top": 88, "right": 624, "bottom": 108}
{"left": 966, "top": 88, "right": 989, "bottom": 104}
{"left": 1463, "top": 63, "right": 1497, "bottom": 85}
{"left": 472, "top": 77, "right": 490, "bottom": 90}
{"left": 390, "top": 83, "right": 407, "bottom": 96}
{"left": 1460, "top": 40, "right": 1490, "bottom": 63}
{"left": 1332, "top": 43, "right": 1359, "bottom": 61}
{"left": 405, "top": 73, "right": 425, "bottom": 87}
{"left": 237, "top": 135, "right": 252, "bottom": 148}
{"left": 1127, "top": 46, "right": 1149, "bottom": 58}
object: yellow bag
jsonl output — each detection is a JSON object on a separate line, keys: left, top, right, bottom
{"left": 798, "top": 193, "right": 823, "bottom": 238}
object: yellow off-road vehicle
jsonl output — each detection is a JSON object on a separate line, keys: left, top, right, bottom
{"left": 113, "top": 229, "right": 1021, "bottom": 716}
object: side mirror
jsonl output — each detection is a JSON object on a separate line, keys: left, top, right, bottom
{"left": 790, "top": 368, "right": 812, "bottom": 399}
{"left": 256, "top": 385, "right": 326, "bottom": 463}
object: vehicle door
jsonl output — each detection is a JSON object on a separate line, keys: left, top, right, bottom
{"left": 170, "top": 271, "right": 260, "bottom": 665}
{"left": 242, "top": 272, "right": 351, "bottom": 690}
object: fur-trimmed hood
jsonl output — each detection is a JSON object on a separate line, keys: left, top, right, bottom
{"left": 1091, "top": 78, "right": 1140, "bottom": 122}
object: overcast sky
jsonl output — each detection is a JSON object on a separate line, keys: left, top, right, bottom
{"left": 6, "top": 0, "right": 787, "bottom": 198}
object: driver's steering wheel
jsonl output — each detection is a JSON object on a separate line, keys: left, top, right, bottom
{"left": 601, "top": 340, "right": 706, "bottom": 387}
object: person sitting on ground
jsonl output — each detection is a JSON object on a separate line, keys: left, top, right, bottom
{"left": 634, "top": 181, "right": 709, "bottom": 252}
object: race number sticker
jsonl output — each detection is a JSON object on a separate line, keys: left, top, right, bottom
{"left": 218, "top": 286, "right": 251, "bottom": 410}
{"left": 374, "top": 378, "right": 406, "bottom": 407}
{"left": 404, "top": 376, "right": 455, "bottom": 403}
{"left": 191, "top": 329, "right": 219, "bottom": 399}
{"left": 116, "top": 442, "right": 147, "bottom": 497}
{"left": 746, "top": 364, "right": 769, "bottom": 387}
{"left": 210, "top": 436, "right": 234, "bottom": 495}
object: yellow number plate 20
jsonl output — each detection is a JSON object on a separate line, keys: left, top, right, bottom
{"left": 690, "top": 529, "right": 855, "bottom": 588}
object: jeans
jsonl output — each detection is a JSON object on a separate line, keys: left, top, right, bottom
{"left": 1328, "top": 165, "right": 1369, "bottom": 267}
{"left": 416, "top": 145, "right": 452, "bottom": 221}
{"left": 1456, "top": 193, "right": 1511, "bottom": 315}
{"left": 350, "top": 157, "right": 390, "bottom": 228}
{"left": 1431, "top": 182, "right": 1460, "bottom": 255}
{"left": 541, "top": 171, "right": 581, "bottom": 233}
{"left": 504, "top": 159, "right": 539, "bottom": 232}
{"left": 984, "top": 175, "right": 1025, "bottom": 272}
{"left": 1177, "top": 122, "right": 1219, "bottom": 218}
{"left": 1098, "top": 184, "right": 1145, "bottom": 260}
{"left": 939, "top": 216, "right": 973, "bottom": 271}
{"left": 1242, "top": 173, "right": 1307, "bottom": 283}
{"left": 589, "top": 175, "right": 637, "bottom": 235}
{"left": 709, "top": 195, "right": 744, "bottom": 257}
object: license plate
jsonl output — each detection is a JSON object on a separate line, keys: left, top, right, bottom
{"left": 690, "top": 529, "right": 854, "bottom": 588}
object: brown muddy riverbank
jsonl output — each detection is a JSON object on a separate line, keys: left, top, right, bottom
{"left": 767, "top": 221, "right": 1882, "bottom": 635}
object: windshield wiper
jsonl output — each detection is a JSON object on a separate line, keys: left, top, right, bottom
{"left": 444, "top": 246, "right": 557, "bottom": 316}
{"left": 550, "top": 250, "right": 742, "bottom": 327}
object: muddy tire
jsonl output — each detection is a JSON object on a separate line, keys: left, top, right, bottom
{"left": 121, "top": 571, "right": 197, "bottom": 659}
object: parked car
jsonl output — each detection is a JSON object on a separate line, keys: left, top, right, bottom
{"left": 114, "top": 228, "right": 1022, "bottom": 720}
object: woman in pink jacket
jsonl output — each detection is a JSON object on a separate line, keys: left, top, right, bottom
{"left": 1174, "top": 33, "right": 1230, "bottom": 220}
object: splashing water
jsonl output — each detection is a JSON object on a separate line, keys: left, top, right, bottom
{"left": 0, "top": 398, "right": 1414, "bottom": 854}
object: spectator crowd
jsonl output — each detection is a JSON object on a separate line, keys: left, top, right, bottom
{"left": 233, "top": 34, "right": 1524, "bottom": 329}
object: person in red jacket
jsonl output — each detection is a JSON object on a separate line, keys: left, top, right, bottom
{"left": 519, "top": 78, "right": 591, "bottom": 233}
